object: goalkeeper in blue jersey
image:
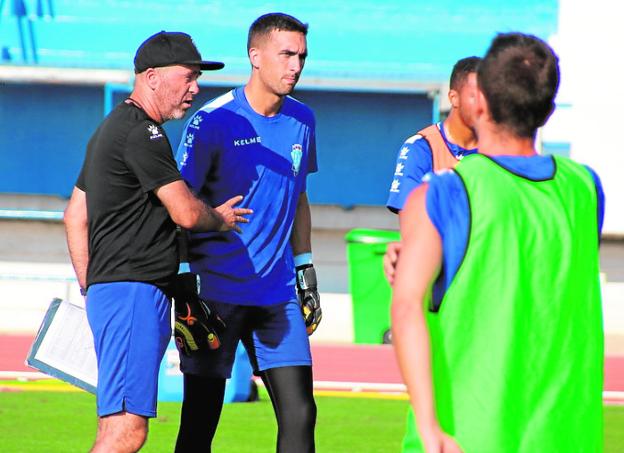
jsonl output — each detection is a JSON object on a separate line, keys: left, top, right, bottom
{"left": 173, "top": 13, "right": 319, "bottom": 453}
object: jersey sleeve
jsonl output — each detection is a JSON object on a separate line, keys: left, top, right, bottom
{"left": 425, "top": 170, "right": 470, "bottom": 308}
{"left": 124, "top": 121, "right": 181, "bottom": 193}
{"left": 301, "top": 122, "right": 318, "bottom": 193}
{"left": 75, "top": 134, "right": 97, "bottom": 191}
{"left": 386, "top": 134, "right": 434, "bottom": 213}
{"left": 76, "top": 164, "right": 86, "bottom": 191}
{"left": 584, "top": 165, "right": 606, "bottom": 237}
{"left": 175, "top": 111, "right": 218, "bottom": 193}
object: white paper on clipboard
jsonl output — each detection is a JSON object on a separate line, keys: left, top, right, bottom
{"left": 26, "top": 298, "right": 97, "bottom": 393}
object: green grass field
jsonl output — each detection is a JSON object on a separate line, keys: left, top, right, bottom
{"left": 0, "top": 383, "right": 622, "bottom": 452}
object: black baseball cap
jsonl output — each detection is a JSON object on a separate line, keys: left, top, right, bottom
{"left": 134, "top": 31, "right": 224, "bottom": 73}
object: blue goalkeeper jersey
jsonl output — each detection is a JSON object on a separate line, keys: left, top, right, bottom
{"left": 176, "top": 87, "right": 318, "bottom": 305}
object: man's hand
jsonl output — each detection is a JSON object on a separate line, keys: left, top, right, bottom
{"left": 215, "top": 195, "right": 253, "bottom": 233}
{"left": 421, "top": 427, "right": 463, "bottom": 453}
{"left": 171, "top": 273, "right": 226, "bottom": 355}
{"left": 383, "top": 241, "right": 402, "bottom": 285}
{"left": 295, "top": 264, "right": 322, "bottom": 335}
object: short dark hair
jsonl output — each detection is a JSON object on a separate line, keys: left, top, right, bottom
{"left": 478, "top": 32, "right": 559, "bottom": 138}
{"left": 247, "top": 12, "right": 308, "bottom": 51}
{"left": 449, "top": 56, "right": 481, "bottom": 90}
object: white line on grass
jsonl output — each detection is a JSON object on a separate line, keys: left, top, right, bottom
{"left": 3, "top": 371, "right": 624, "bottom": 403}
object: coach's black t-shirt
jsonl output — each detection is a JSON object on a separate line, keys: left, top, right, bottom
{"left": 76, "top": 102, "right": 181, "bottom": 291}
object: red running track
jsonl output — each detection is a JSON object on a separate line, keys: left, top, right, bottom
{"left": 1, "top": 334, "right": 623, "bottom": 392}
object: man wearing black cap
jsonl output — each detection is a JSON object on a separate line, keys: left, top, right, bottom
{"left": 63, "top": 31, "right": 251, "bottom": 453}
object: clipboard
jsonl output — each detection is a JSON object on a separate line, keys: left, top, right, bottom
{"left": 26, "top": 298, "right": 98, "bottom": 393}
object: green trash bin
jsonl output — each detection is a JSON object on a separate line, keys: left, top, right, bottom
{"left": 345, "top": 228, "right": 401, "bottom": 344}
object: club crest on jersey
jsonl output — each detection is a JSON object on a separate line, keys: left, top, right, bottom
{"left": 291, "top": 144, "right": 302, "bottom": 176}
{"left": 147, "top": 123, "right": 163, "bottom": 140}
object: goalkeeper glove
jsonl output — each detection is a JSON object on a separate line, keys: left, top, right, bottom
{"left": 171, "top": 272, "right": 226, "bottom": 355}
{"left": 296, "top": 263, "right": 322, "bottom": 335}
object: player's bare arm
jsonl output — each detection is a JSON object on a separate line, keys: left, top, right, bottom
{"left": 392, "top": 184, "right": 462, "bottom": 452}
{"left": 290, "top": 192, "right": 321, "bottom": 335}
{"left": 155, "top": 180, "right": 252, "bottom": 232}
{"left": 290, "top": 192, "right": 312, "bottom": 254}
{"left": 384, "top": 199, "right": 419, "bottom": 284}
{"left": 63, "top": 186, "right": 89, "bottom": 290}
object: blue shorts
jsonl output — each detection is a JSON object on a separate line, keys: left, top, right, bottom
{"left": 86, "top": 282, "right": 171, "bottom": 418}
{"left": 180, "top": 299, "right": 311, "bottom": 378}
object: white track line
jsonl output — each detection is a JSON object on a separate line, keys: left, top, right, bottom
{"left": 3, "top": 371, "right": 624, "bottom": 403}
{"left": 256, "top": 377, "right": 624, "bottom": 402}
{"left": 0, "top": 371, "right": 47, "bottom": 379}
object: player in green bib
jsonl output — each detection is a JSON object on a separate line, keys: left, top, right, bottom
{"left": 391, "top": 33, "right": 604, "bottom": 453}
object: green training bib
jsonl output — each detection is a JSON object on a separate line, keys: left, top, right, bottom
{"left": 403, "top": 155, "right": 603, "bottom": 453}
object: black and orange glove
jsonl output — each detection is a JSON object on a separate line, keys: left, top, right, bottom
{"left": 171, "top": 272, "right": 226, "bottom": 355}
{"left": 296, "top": 264, "right": 322, "bottom": 335}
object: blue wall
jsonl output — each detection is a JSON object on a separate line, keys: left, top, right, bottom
{"left": 296, "top": 90, "right": 431, "bottom": 206}
{"left": 0, "top": 0, "right": 558, "bottom": 206}
{"left": 1, "top": 83, "right": 431, "bottom": 206}
{"left": 0, "top": 83, "right": 102, "bottom": 195}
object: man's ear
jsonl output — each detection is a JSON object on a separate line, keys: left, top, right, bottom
{"left": 144, "top": 68, "right": 160, "bottom": 90}
{"left": 249, "top": 47, "right": 260, "bottom": 69}
{"left": 448, "top": 89, "right": 459, "bottom": 109}
{"left": 475, "top": 89, "right": 488, "bottom": 121}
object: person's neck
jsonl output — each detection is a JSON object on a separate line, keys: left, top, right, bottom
{"left": 126, "top": 90, "right": 163, "bottom": 124}
{"left": 476, "top": 122, "right": 537, "bottom": 157}
{"left": 244, "top": 78, "right": 284, "bottom": 117}
{"left": 443, "top": 110, "right": 477, "bottom": 149}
